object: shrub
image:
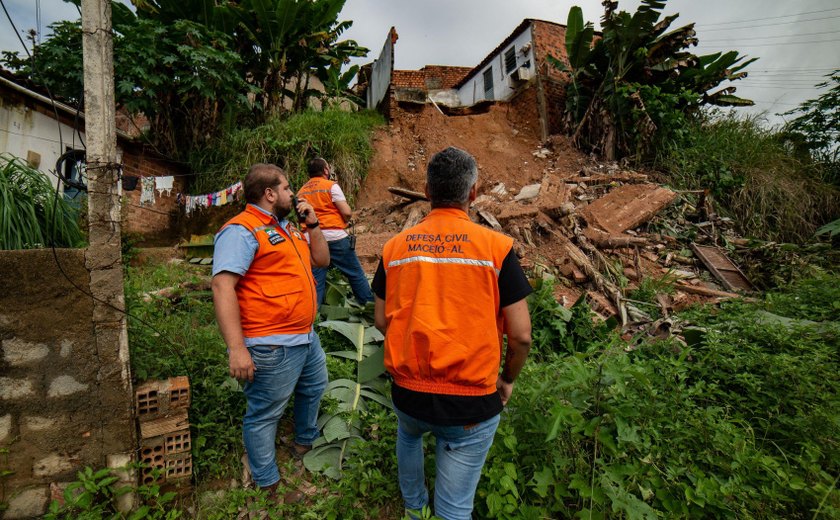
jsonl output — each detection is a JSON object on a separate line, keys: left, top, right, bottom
{"left": 189, "top": 109, "right": 385, "bottom": 203}
{"left": 654, "top": 113, "right": 840, "bottom": 243}
{"left": 0, "top": 154, "right": 85, "bottom": 249}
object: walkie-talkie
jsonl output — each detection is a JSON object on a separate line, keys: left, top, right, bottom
{"left": 291, "top": 195, "right": 311, "bottom": 222}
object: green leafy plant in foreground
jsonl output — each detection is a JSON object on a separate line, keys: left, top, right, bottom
{"left": 304, "top": 319, "right": 389, "bottom": 478}
{"left": 0, "top": 154, "right": 85, "bottom": 249}
{"left": 476, "top": 276, "right": 840, "bottom": 519}
{"left": 44, "top": 466, "right": 180, "bottom": 520}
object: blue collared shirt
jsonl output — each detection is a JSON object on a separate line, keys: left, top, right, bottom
{"left": 213, "top": 204, "right": 316, "bottom": 347}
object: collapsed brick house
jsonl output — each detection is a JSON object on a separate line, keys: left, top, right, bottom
{"left": 356, "top": 19, "right": 572, "bottom": 140}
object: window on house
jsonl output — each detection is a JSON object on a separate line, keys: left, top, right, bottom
{"left": 504, "top": 46, "right": 517, "bottom": 74}
{"left": 483, "top": 68, "right": 494, "bottom": 100}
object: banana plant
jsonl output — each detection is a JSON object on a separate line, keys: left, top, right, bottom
{"left": 550, "top": 0, "right": 757, "bottom": 160}
{"left": 303, "top": 320, "right": 389, "bottom": 479}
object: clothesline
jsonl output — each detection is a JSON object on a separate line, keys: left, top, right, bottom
{"left": 184, "top": 181, "right": 243, "bottom": 215}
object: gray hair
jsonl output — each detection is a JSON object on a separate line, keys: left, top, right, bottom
{"left": 426, "top": 147, "right": 478, "bottom": 207}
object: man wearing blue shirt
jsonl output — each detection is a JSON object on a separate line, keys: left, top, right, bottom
{"left": 212, "top": 163, "right": 329, "bottom": 501}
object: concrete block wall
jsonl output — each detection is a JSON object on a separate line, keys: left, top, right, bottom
{"left": 121, "top": 148, "right": 188, "bottom": 241}
{"left": 0, "top": 249, "right": 135, "bottom": 519}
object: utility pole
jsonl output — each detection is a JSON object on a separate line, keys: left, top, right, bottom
{"left": 81, "top": 0, "right": 135, "bottom": 510}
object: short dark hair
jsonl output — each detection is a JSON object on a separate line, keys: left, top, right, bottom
{"left": 307, "top": 157, "right": 328, "bottom": 177}
{"left": 244, "top": 163, "right": 285, "bottom": 204}
{"left": 426, "top": 147, "right": 478, "bottom": 207}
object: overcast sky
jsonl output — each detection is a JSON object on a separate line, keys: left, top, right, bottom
{"left": 2, "top": 0, "right": 837, "bottom": 125}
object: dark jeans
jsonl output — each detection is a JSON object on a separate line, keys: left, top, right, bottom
{"left": 313, "top": 236, "right": 374, "bottom": 306}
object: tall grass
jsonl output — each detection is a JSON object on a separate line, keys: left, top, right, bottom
{"left": 189, "top": 109, "right": 385, "bottom": 203}
{"left": 653, "top": 113, "right": 840, "bottom": 243}
{"left": 0, "top": 154, "right": 85, "bottom": 249}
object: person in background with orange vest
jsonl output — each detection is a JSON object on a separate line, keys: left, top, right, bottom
{"left": 372, "top": 147, "right": 532, "bottom": 520}
{"left": 297, "top": 157, "right": 374, "bottom": 307}
{"left": 211, "top": 163, "right": 329, "bottom": 501}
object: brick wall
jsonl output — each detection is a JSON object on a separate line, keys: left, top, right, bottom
{"left": 120, "top": 145, "right": 189, "bottom": 242}
{"left": 392, "top": 66, "right": 473, "bottom": 91}
{"left": 508, "top": 84, "right": 543, "bottom": 137}
{"left": 0, "top": 249, "right": 135, "bottom": 519}
{"left": 532, "top": 20, "right": 572, "bottom": 137}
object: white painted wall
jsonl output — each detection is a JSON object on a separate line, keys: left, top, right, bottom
{"left": 457, "top": 25, "right": 535, "bottom": 107}
{"left": 0, "top": 102, "right": 85, "bottom": 189}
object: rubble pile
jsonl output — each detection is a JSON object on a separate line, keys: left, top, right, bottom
{"left": 354, "top": 148, "right": 755, "bottom": 339}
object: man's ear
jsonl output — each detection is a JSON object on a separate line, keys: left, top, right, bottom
{"left": 468, "top": 183, "right": 478, "bottom": 202}
{"left": 424, "top": 183, "right": 430, "bottom": 200}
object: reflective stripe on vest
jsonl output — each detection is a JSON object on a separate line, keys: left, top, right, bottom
{"left": 297, "top": 177, "right": 346, "bottom": 230}
{"left": 219, "top": 205, "right": 317, "bottom": 337}
{"left": 382, "top": 208, "right": 514, "bottom": 396}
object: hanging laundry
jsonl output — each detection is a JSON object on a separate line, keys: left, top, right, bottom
{"left": 155, "top": 176, "right": 174, "bottom": 196}
{"left": 140, "top": 176, "right": 155, "bottom": 205}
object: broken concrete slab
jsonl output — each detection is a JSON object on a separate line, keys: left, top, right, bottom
{"left": 514, "top": 184, "right": 541, "bottom": 202}
{"left": 477, "top": 210, "right": 502, "bottom": 231}
{"left": 402, "top": 205, "right": 425, "bottom": 231}
{"left": 581, "top": 184, "right": 677, "bottom": 234}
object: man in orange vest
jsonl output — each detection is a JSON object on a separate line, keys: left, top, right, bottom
{"left": 212, "top": 163, "right": 329, "bottom": 500}
{"left": 372, "top": 147, "right": 532, "bottom": 520}
{"left": 297, "top": 157, "right": 373, "bottom": 307}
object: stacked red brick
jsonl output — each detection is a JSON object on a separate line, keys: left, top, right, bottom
{"left": 135, "top": 376, "right": 192, "bottom": 485}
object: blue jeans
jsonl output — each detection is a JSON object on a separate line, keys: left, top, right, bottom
{"left": 242, "top": 338, "right": 328, "bottom": 487}
{"left": 395, "top": 406, "right": 501, "bottom": 520}
{"left": 313, "top": 236, "right": 374, "bottom": 306}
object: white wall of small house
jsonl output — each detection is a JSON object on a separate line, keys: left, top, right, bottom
{"left": 456, "top": 26, "right": 535, "bottom": 107}
{"left": 0, "top": 100, "right": 125, "bottom": 190}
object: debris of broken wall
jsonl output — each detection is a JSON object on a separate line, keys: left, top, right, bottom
{"left": 0, "top": 249, "right": 135, "bottom": 519}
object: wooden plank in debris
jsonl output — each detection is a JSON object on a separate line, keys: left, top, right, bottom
{"left": 580, "top": 184, "right": 676, "bottom": 234}
{"left": 675, "top": 282, "right": 744, "bottom": 299}
{"left": 388, "top": 186, "right": 428, "bottom": 201}
{"left": 690, "top": 244, "right": 754, "bottom": 292}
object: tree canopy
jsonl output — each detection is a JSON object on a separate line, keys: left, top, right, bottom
{"left": 1, "top": 0, "right": 368, "bottom": 160}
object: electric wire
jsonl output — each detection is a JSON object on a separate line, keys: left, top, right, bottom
{"left": 698, "top": 14, "right": 840, "bottom": 32}
{"left": 697, "top": 7, "right": 840, "bottom": 27}
{"left": 703, "top": 29, "right": 840, "bottom": 42}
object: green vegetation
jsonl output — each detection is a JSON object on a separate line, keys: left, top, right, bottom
{"left": 0, "top": 154, "right": 85, "bottom": 250}
{"left": 553, "top": 1, "right": 754, "bottom": 161}
{"left": 120, "top": 260, "right": 840, "bottom": 518}
{"left": 2, "top": 0, "right": 367, "bottom": 161}
{"left": 654, "top": 114, "right": 840, "bottom": 243}
{"left": 189, "top": 109, "right": 385, "bottom": 196}
{"left": 782, "top": 70, "right": 840, "bottom": 186}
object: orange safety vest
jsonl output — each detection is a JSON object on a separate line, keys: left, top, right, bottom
{"left": 381, "top": 208, "right": 514, "bottom": 396}
{"left": 219, "top": 205, "right": 317, "bottom": 337}
{"left": 297, "top": 177, "right": 346, "bottom": 231}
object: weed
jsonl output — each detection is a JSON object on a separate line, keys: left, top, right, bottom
{"left": 189, "top": 110, "right": 385, "bottom": 203}
{"left": 653, "top": 112, "right": 840, "bottom": 243}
